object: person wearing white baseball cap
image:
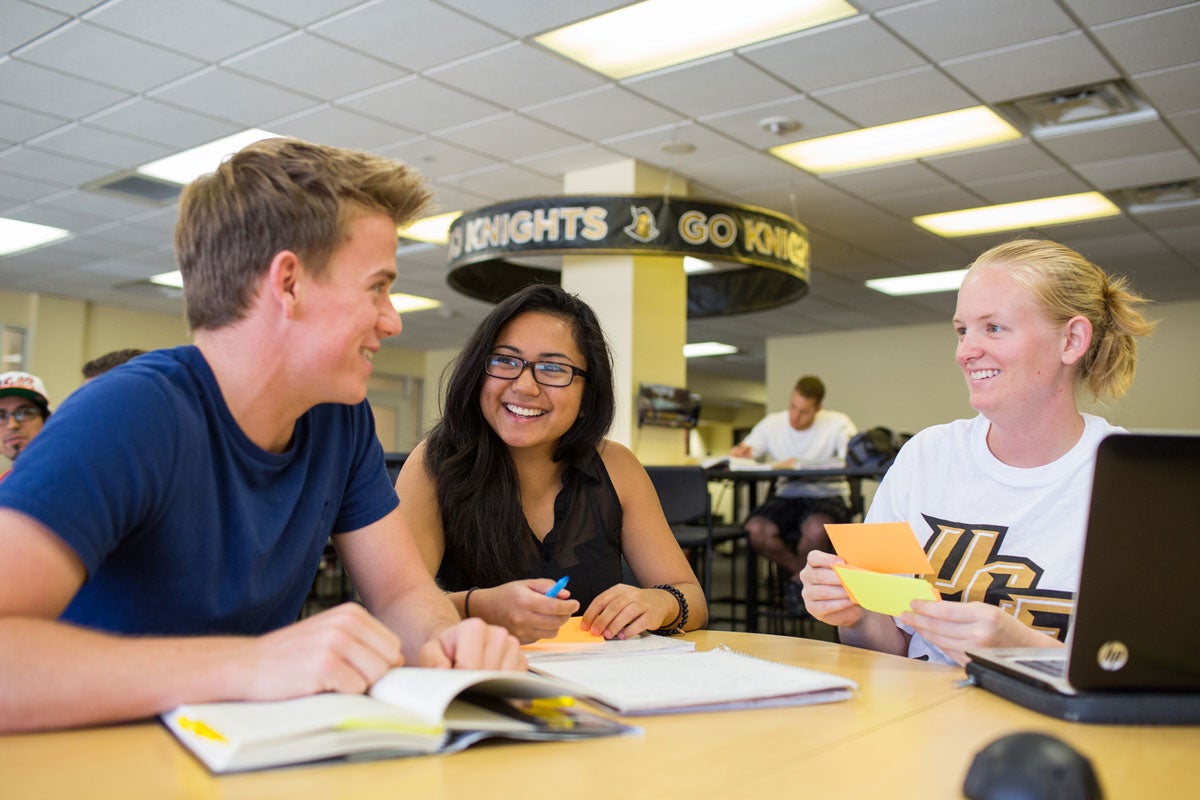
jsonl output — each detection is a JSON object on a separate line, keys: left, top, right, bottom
{"left": 0, "top": 371, "right": 52, "bottom": 482}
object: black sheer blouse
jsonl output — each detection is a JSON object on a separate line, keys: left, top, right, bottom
{"left": 437, "top": 449, "right": 624, "bottom": 609}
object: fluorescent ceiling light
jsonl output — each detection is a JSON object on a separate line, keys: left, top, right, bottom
{"left": 867, "top": 269, "right": 969, "bottom": 296}
{"left": 683, "top": 256, "right": 715, "bottom": 273}
{"left": 770, "top": 107, "right": 1021, "bottom": 174}
{"left": 399, "top": 211, "right": 461, "bottom": 244}
{"left": 914, "top": 192, "right": 1120, "bottom": 237}
{"left": 137, "top": 129, "right": 280, "bottom": 185}
{"left": 149, "top": 270, "right": 184, "bottom": 289}
{"left": 390, "top": 292, "right": 442, "bottom": 314}
{"left": 0, "top": 218, "right": 70, "bottom": 255}
{"left": 684, "top": 341, "right": 738, "bottom": 358}
{"left": 536, "top": 0, "right": 857, "bottom": 80}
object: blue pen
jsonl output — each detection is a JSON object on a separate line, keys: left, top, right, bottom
{"left": 545, "top": 576, "right": 569, "bottom": 597}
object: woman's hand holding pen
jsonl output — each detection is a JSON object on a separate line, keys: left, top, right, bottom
{"left": 469, "top": 580, "right": 579, "bottom": 644}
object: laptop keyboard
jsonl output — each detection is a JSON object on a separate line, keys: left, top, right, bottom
{"left": 1015, "top": 658, "right": 1067, "bottom": 678}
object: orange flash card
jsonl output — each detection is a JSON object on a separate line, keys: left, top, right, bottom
{"left": 825, "top": 522, "right": 934, "bottom": 575}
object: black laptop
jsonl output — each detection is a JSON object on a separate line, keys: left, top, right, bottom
{"left": 966, "top": 431, "right": 1200, "bottom": 724}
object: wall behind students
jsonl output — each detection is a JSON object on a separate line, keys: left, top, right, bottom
{"left": 764, "top": 298, "right": 1200, "bottom": 435}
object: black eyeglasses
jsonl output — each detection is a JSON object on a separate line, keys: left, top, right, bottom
{"left": 485, "top": 354, "right": 588, "bottom": 387}
{"left": 0, "top": 406, "right": 42, "bottom": 425}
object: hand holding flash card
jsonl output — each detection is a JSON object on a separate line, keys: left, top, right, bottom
{"left": 824, "top": 522, "right": 940, "bottom": 616}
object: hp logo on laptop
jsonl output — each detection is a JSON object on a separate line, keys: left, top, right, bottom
{"left": 1097, "top": 640, "right": 1130, "bottom": 672}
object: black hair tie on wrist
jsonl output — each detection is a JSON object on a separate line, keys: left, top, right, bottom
{"left": 464, "top": 587, "right": 479, "bottom": 618}
{"left": 651, "top": 584, "right": 688, "bottom": 635}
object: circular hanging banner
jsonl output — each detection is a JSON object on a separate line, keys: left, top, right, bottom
{"left": 445, "top": 195, "right": 809, "bottom": 317}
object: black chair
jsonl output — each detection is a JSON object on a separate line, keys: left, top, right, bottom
{"left": 644, "top": 465, "right": 747, "bottom": 626}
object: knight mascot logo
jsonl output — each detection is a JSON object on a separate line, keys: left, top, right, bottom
{"left": 623, "top": 205, "right": 660, "bottom": 243}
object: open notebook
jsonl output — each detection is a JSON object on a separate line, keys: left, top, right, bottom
{"left": 530, "top": 646, "right": 856, "bottom": 716}
{"left": 966, "top": 432, "right": 1200, "bottom": 724}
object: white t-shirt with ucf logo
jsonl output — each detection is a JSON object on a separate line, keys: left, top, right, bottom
{"left": 866, "top": 412, "right": 1122, "bottom": 664}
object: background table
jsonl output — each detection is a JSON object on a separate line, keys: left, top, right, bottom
{"left": 5, "top": 630, "right": 1195, "bottom": 799}
{"left": 704, "top": 465, "right": 888, "bottom": 631}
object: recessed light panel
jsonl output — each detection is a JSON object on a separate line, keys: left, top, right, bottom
{"left": 0, "top": 218, "right": 70, "bottom": 256}
{"left": 771, "top": 107, "right": 1021, "bottom": 174}
{"left": 866, "top": 269, "right": 969, "bottom": 296}
{"left": 537, "top": 0, "right": 857, "bottom": 80}
{"left": 400, "top": 212, "right": 461, "bottom": 244}
{"left": 914, "top": 192, "right": 1120, "bottom": 237}
{"left": 390, "top": 293, "right": 442, "bottom": 313}
{"left": 137, "top": 129, "right": 280, "bottom": 185}
{"left": 684, "top": 341, "right": 738, "bottom": 358}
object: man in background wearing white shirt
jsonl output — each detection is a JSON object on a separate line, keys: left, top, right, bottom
{"left": 732, "top": 376, "right": 857, "bottom": 610}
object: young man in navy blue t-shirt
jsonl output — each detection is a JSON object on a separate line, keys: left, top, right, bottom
{"left": 0, "top": 138, "right": 524, "bottom": 733}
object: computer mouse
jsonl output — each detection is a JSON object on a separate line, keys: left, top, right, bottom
{"left": 963, "top": 731, "right": 1103, "bottom": 800}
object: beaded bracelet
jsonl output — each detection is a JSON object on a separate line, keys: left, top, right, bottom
{"left": 464, "top": 587, "right": 479, "bottom": 618}
{"left": 651, "top": 584, "right": 688, "bottom": 635}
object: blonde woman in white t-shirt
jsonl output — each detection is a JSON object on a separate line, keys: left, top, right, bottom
{"left": 800, "top": 239, "right": 1155, "bottom": 665}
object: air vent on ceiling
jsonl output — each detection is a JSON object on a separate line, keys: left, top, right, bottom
{"left": 84, "top": 172, "right": 182, "bottom": 205}
{"left": 1110, "top": 180, "right": 1200, "bottom": 213}
{"left": 1000, "top": 81, "right": 1156, "bottom": 138}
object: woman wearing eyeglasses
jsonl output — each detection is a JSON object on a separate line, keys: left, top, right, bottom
{"left": 396, "top": 284, "right": 707, "bottom": 643}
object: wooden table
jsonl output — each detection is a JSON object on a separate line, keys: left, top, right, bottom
{"left": 704, "top": 466, "right": 887, "bottom": 631}
{"left": 4, "top": 631, "right": 1196, "bottom": 799}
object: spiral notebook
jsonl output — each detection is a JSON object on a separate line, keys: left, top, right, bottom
{"left": 529, "top": 646, "right": 856, "bottom": 716}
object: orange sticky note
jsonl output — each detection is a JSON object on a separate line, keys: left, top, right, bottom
{"left": 833, "top": 565, "right": 940, "bottom": 616}
{"left": 521, "top": 617, "right": 605, "bottom": 653}
{"left": 825, "top": 522, "right": 934, "bottom": 575}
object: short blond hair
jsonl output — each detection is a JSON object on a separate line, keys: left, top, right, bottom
{"left": 967, "top": 239, "right": 1155, "bottom": 400}
{"left": 176, "top": 138, "right": 431, "bottom": 331}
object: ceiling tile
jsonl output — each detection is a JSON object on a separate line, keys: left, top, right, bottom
{"left": 699, "top": 95, "right": 853, "bottom": 149}
{"left": 437, "top": 0, "right": 629, "bottom": 37}
{"left": 622, "top": 53, "right": 795, "bottom": 118}
{"left": 16, "top": 21, "right": 203, "bottom": 93}
{"left": 1132, "top": 63, "right": 1200, "bottom": 115}
{"left": 0, "top": 172, "right": 67, "bottom": 206}
{"left": 26, "top": 124, "right": 175, "bottom": 170}
{"left": 940, "top": 32, "right": 1120, "bottom": 103}
{"left": 0, "top": 146, "right": 112, "bottom": 186}
{"left": 0, "top": 102, "right": 68, "bottom": 145}
{"left": 0, "top": 60, "right": 130, "bottom": 118}
{"left": 271, "top": 106, "right": 413, "bottom": 151}
{"left": 1073, "top": 149, "right": 1200, "bottom": 190}
{"left": 1037, "top": 119, "right": 1186, "bottom": 165}
{"left": 1091, "top": 4, "right": 1200, "bottom": 74}
{"left": 513, "top": 144, "right": 627, "bottom": 180}
{"left": 312, "top": 0, "right": 508, "bottom": 71}
{"left": 1061, "top": 0, "right": 1194, "bottom": 26}
{"left": 86, "top": 98, "right": 238, "bottom": 150}
{"left": 377, "top": 137, "right": 498, "bottom": 180}
{"left": 339, "top": 76, "right": 504, "bottom": 133}
{"left": 523, "top": 85, "right": 683, "bottom": 141}
{"left": 601, "top": 121, "right": 745, "bottom": 167}
{"left": 150, "top": 68, "right": 316, "bottom": 127}
{"left": 87, "top": 0, "right": 292, "bottom": 61}
{"left": 1, "top": 0, "right": 70, "bottom": 53}
{"left": 878, "top": 0, "right": 1075, "bottom": 62}
{"left": 1167, "top": 109, "right": 1200, "bottom": 147}
{"left": 926, "top": 140, "right": 1061, "bottom": 183}
{"left": 224, "top": 0, "right": 362, "bottom": 27}
{"left": 741, "top": 16, "right": 924, "bottom": 92}
{"left": 225, "top": 32, "right": 406, "bottom": 99}
{"left": 969, "top": 170, "right": 1092, "bottom": 204}
{"left": 812, "top": 67, "right": 976, "bottom": 126}
{"left": 435, "top": 113, "right": 586, "bottom": 162}
{"left": 427, "top": 42, "right": 606, "bottom": 108}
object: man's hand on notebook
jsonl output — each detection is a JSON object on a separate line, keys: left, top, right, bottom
{"left": 899, "top": 600, "right": 1066, "bottom": 666}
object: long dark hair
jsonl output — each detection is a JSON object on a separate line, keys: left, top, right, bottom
{"left": 424, "top": 284, "right": 616, "bottom": 586}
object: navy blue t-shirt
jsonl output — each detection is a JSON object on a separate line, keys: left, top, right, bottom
{"left": 0, "top": 346, "right": 398, "bottom": 635}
